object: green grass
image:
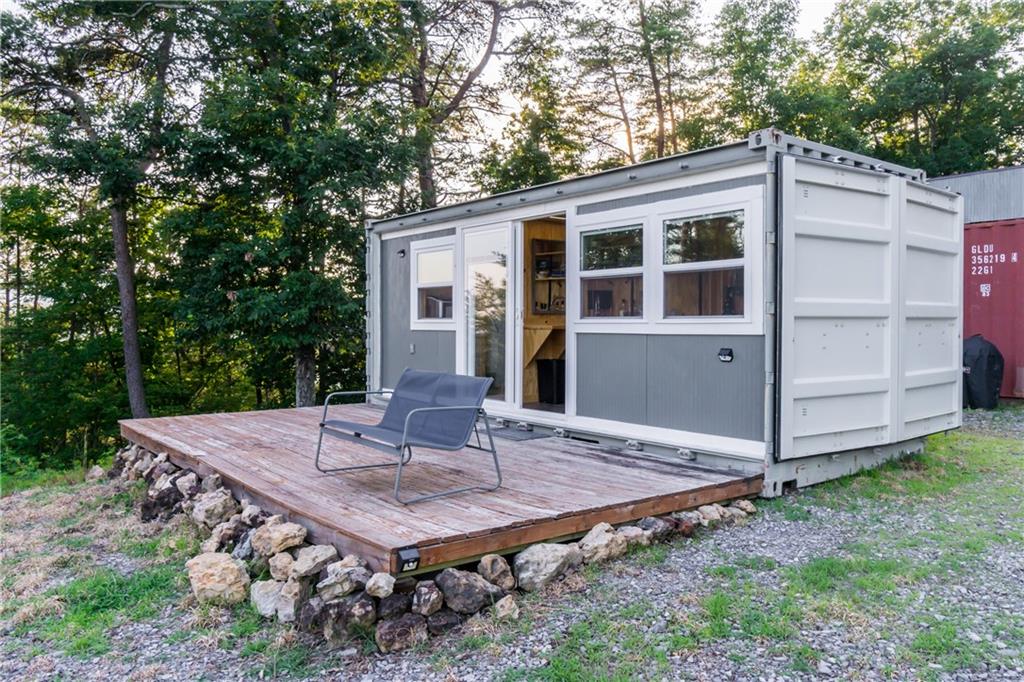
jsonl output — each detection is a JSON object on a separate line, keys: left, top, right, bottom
{"left": 785, "top": 556, "right": 907, "bottom": 597}
{"left": 503, "top": 603, "right": 674, "bottom": 681}
{"left": 630, "top": 542, "right": 669, "bottom": 566}
{"left": 908, "top": 621, "right": 987, "bottom": 673}
{"left": 23, "top": 563, "right": 184, "bottom": 656}
{"left": 808, "top": 432, "right": 1023, "bottom": 507}
{"left": 693, "top": 584, "right": 800, "bottom": 643}
{"left": 258, "top": 642, "right": 314, "bottom": 679}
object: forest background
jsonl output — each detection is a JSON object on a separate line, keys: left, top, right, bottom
{"left": 2, "top": 0, "right": 1021, "bottom": 479}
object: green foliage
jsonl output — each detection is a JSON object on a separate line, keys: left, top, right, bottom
{"left": 476, "top": 34, "right": 586, "bottom": 193}
{"left": 170, "top": 0, "right": 412, "bottom": 401}
{"left": 820, "top": 0, "right": 1024, "bottom": 175}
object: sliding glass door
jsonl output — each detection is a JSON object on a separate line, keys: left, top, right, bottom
{"left": 462, "top": 226, "right": 512, "bottom": 402}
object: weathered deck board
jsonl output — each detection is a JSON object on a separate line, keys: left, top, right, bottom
{"left": 120, "top": 405, "right": 762, "bottom": 573}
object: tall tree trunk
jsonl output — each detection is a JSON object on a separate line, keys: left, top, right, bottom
{"left": 110, "top": 202, "right": 150, "bottom": 418}
{"left": 15, "top": 237, "right": 21, "bottom": 317}
{"left": 665, "top": 55, "right": 678, "bottom": 154}
{"left": 637, "top": 0, "right": 666, "bottom": 157}
{"left": 414, "top": 123, "right": 438, "bottom": 209}
{"left": 4, "top": 243, "right": 10, "bottom": 323}
{"left": 611, "top": 69, "right": 636, "bottom": 164}
{"left": 295, "top": 345, "right": 316, "bottom": 407}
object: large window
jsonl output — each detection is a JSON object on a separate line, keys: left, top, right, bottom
{"left": 410, "top": 236, "right": 454, "bottom": 329}
{"left": 580, "top": 225, "right": 643, "bottom": 318}
{"left": 662, "top": 210, "right": 744, "bottom": 317}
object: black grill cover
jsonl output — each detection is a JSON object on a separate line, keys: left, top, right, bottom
{"left": 963, "top": 334, "right": 1004, "bottom": 410}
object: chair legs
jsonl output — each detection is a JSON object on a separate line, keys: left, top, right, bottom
{"left": 315, "top": 414, "right": 502, "bottom": 505}
{"left": 394, "top": 416, "right": 502, "bottom": 505}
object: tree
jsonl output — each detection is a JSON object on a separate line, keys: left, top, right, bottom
{"left": 572, "top": 0, "right": 708, "bottom": 163}
{"left": 171, "top": 0, "right": 413, "bottom": 407}
{"left": 475, "top": 34, "right": 586, "bottom": 193}
{"left": 712, "top": 0, "right": 801, "bottom": 138}
{"left": 400, "top": 0, "right": 560, "bottom": 208}
{"left": 821, "top": 0, "right": 1024, "bottom": 175}
{"left": 2, "top": 1, "right": 200, "bottom": 418}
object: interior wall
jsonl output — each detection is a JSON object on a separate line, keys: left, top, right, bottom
{"left": 522, "top": 217, "right": 567, "bottom": 405}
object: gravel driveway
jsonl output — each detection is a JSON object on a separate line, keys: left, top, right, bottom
{"left": 2, "top": 403, "right": 1022, "bottom": 681}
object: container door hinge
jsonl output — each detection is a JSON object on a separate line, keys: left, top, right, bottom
{"left": 766, "top": 441, "right": 775, "bottom": 455}
{"left": 765, "top": 301, "right": 775, "bottom": 314}
{"left": 766, "top": 372, "right": 775, "bottom": 385}
{"left": 765, "top": 231, "right": 776, "bottom": 245}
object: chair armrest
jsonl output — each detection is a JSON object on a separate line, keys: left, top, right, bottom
{"left": 401, "top": 405, "right": 485, "bottom": 448}
{"left": 321, "top": 389, "right": 392, "bottom": 423}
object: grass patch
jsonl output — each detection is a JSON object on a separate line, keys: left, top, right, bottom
{"left": 908, "top": 620, "right": 986, "bottom": 672}
{"left": 504, "top": 604, "right": 673, "bottom": 681}
{"left": 808, "top": 432, "right": 1023, "bottom": 507}
{"left": 259, "top": 641, "right": 313, "bottom": 679}
{"left": 693, "top": 584, "right": 800, "bottom": 643}
{"left": 24, "top": 563, "right": 183, "bottom": 656}
{"left": 733, "top": 555, "right": 777, "bottom": 571}
{"left": 631, "top": 542, "right": 669, "bottom": 567}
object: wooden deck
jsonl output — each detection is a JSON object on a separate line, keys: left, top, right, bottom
{"left": 121, "top": 405, "right": 762, "bottom": 574}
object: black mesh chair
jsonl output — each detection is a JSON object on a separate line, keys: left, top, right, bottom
{"left": 314, "top": 369, "right": 501, "bottom": 504}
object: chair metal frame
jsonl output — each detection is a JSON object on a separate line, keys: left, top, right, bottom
{"left": 314, "top": 388, "right": 502, "bottom": 504}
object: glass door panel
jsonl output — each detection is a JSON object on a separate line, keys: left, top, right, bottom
{"left": 464, "top": 227, "right": 509, "bottom": 400}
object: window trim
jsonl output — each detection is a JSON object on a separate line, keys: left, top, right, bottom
{"left": 660, "top": 207, "right": 747, "bottom": 319}
{"left": 409, "top": 235, "right": 456, "bottom": 330}
{"left": 578, "top": 221, "right": 645, "bottom": 320}
{"left": 651, "top": 192, "right": 758, "bottom": 328}
{"left": 569, "top": 185, "right": 763, "bottom": 335}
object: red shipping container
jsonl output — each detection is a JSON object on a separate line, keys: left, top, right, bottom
{"left": 964, "top": 218, "right": 1024, "bottom": 398}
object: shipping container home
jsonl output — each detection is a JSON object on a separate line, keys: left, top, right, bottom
{"left": 366, "top": 129, "right": 964, "bottom": 497}
{"left": 930, "top": 166, "right": 1024, "bottom": 398}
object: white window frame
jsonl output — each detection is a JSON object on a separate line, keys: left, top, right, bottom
{"left": 651, "top": 187, "right": 762, "bottom": 333}
{"left": 409, "top": 235, "right": 456, "bottom": 330}
{"left": 658, "top": 208, "right": 746, "bottom": 320}
{"left": 569, "top": 185, "right": 763, "bottom": 335}
{"left": 574, "top": 216, "right": 648, "bottom": 327}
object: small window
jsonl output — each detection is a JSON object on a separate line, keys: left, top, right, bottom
{"left": 663, "top": 211, "right": 744, "bottom": 265}
{"left": 664, "top": 267, "right": 743, "bottom": 316}
{"left": 582, "top": 225, "right": 643, "bottom": 271}
{"left": 582, "top": 275, "right": 643, "bottom": 317}
{"left": 410, "top": 238, "right": 454, "bottom": 327}
{"left": 662, "top": 210, "right": 744, "bottom": 318}
{"left": 580, "top": 224, "right": 643, "bottom": 318}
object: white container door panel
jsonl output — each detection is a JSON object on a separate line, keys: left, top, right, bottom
{"left": 898, "top": 182, "right": 962, "bottom": 439}
{"left": 778, "top": 156, "right": 901, "bottom": 459}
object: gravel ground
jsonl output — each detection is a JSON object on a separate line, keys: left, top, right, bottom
{"left": 962, "top": 402, "right": 1024, "bottom": 439}
{"left": 2, "top": 405, "right": 1022, "bottom": 681}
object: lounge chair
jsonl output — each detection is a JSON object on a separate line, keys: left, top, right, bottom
{"left": 314, "top": 369, "right": 501, "bottom": 504}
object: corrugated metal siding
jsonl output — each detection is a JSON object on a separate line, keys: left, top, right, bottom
{"left": 964, "top": 219, "right": 1024, "bottom": 397}
{"left": 930, "top": 166, "right": 1024, "bottom": 223}
{"left": 380, "top": 230, "right": 456, "bottom": 388}
{"left": 576, "top": 334, "right": 765, "bottom": 441}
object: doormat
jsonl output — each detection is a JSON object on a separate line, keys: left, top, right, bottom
{"left": 491, "top": 428, "right": 551, "bottom": 442}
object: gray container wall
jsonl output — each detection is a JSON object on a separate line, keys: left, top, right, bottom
{"left": 930, "top": 166, "right": 1024, "bottom": 223}
{"left": 575, "top": 334, "right": 765, "bottom": 441}
{"left": 380, "top": 230, "right": 456, "bottom": 388}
